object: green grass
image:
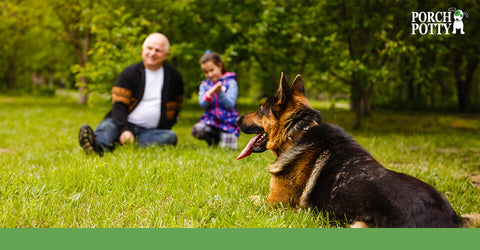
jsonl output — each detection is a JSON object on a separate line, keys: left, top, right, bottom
{"left": 0, "top": 95, "right": 479, "bottom": 228}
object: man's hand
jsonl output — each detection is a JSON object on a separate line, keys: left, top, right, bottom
{"left": 119, "top": 130, "right": 135, "bottom": 145}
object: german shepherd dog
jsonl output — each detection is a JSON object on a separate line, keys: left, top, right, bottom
{"left": 236, "top": 73, "right": 479, "bottom": 228}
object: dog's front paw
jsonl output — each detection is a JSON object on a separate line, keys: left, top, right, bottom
{"left": 350, "top": 221, "right": 369, "bottom": 228}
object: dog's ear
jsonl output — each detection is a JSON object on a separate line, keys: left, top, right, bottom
{"left": 277, "top": 72, "right": 293, "bottom": 106}
{"left": 291, "top": 74, "right": 306, "bottom": 97}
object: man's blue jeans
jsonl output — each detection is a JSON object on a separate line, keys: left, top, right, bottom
{"left": 94, "top": 117, "right": 177, "bottom": 151}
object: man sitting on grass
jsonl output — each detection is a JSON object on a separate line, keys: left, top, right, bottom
{"left": 79, "top": 33, "right": 184, "bottom": 156}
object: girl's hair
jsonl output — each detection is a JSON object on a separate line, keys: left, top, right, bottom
{"left": 200, "top": 51, "right": 226, "bottom": 74}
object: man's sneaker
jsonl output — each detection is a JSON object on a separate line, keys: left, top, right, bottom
{"left": 79, "top": 124, "right": 103, "bottom": 156}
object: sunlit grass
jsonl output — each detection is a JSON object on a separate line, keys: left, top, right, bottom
{"left": 0, "top": 95, "right": 479, "bottom": 228}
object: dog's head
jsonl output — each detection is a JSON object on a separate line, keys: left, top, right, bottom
{"left": 449, "top": 8, "right": 468, "bottom": 21}
{"left": 454, "top": 10, "right": 465, "bottom": 21}
{"left": 236, "top": 73, "right": 314, "bottom": 159}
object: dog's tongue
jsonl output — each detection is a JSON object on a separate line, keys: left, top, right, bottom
{"left": 237, "top": 134, "right": 261, "bottom": 160}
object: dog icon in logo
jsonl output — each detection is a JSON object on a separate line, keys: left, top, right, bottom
{"left": 449, "top": 7, "right": 469, "bottom": 34}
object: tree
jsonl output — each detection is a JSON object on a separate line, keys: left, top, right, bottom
{"left": 0, "top": 0, "right": 71, "bottom": 93}
{"left": 2, "top": 0, "right": 478, "bottom": 115}
{"left": 320, "top": 0, "right": 397, "bottom": 128}
{"left": 447, "top": 2, "right": 480, "bottom": 113}
{"left": 0, "top": 0, "right": 30, "bottom": 90}
{"left": 51, "top": 0, "right": 96, "bottom": 105}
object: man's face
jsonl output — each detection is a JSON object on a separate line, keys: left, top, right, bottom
{"left": 142, "top": 37, "right": 169, "bottom": 70}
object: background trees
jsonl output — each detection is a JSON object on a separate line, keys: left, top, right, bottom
{"left": 0, "top": 0, "right": 74, "bottom": 93}
{"left": 1, "top": 0, "right": 479, "bottom": 127}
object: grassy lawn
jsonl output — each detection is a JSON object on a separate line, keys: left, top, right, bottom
{"left": 0, "top": 95, "right": 479, "bottom": 228}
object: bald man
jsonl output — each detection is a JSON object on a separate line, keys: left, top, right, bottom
{"left": 79, "top": 33, "right": 184, "bottom": 155}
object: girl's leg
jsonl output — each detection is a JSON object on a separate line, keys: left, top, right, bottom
{"left": 191, "top": 122, "right": 220, "bottom": 146}
{"left": 136, "top": 129, "right": 178, "bottom": 147}
{"left": 219, "top": 131, "right": 238, "bottom": 150}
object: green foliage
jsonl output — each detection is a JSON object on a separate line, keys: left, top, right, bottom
{"left": 0, "top": 0, "right": 74, "bottom": 92}
{"left": 1, "top": 96, "right": 479, "bottom": 227}
{"left": 72, "top": 3, "right": 151, "bottom": 95}
{"left": 1, "top": 0, "right": 480, "bottom": 113}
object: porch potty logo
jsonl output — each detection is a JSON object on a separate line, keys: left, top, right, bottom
{"left": 411, "top": 7, "right": 468, "bottom": 35}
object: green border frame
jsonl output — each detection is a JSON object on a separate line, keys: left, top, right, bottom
{"left": 1, "top": 229, "right": 477, "bottom": 250}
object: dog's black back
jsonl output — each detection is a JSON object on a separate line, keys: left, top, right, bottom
{"left": 296, "top": 116, "right": 460, "bottom": 228}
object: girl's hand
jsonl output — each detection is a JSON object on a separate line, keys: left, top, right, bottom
{"left": 206, "top": 82, "right": 223, "bottom": 97}
{"left": 212, "top": 82, "right": 223, "bottom": 93}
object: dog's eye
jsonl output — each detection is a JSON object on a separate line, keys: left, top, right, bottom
{"left": 257, "top": 107, "right": 263, "bottom": 117}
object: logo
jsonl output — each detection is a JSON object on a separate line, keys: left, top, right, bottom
{"left": 411, "top": 7, "right": 469, "bottom": 35}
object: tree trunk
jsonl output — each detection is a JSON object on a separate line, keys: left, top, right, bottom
{"left": 7, "top": 65, "right": 15, "bottom": 90}
{"left": 460, "top": 58, "right": 477, "bottom": 112}
{"left": 351, "top": 81, "right": 365, "bottom": 130}
{"left": 74, "top": 36, "right": 90, "bottom": 105}
{"left": 364, "top": 86, "right": 372, "bottom": 116}
{"left": 456, "top": 79, "right": 469, "bottom": 112}
{"left": 252, "top": 52, "right": 278, "bottom": 98}
{"left": 7, "top": 54, "right": 16, "bottom": 89}
{"left": 342, "top": 1, "right": 372, "bottom": 129}
{"left": 48, "top": 70, "right": 55, "bottom": 89}
{"left": 77, "top": 76, "right": 88, "bottom": 105}
{"left": 454, "top": 56, "right": 478, "bottom": 113}
{"left": 406, "top": 78, "right": 415, "bottom": 104}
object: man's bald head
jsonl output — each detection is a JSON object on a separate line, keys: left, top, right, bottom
{"left": 142, "top": 33, "right": 170, "bottom": 70}
{"left": 143, "top": 33, "right": 170, "bottom": 52}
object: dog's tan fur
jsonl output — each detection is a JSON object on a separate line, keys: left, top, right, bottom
{"left": 239, "top": 74, "right": 322, "bottom": 206}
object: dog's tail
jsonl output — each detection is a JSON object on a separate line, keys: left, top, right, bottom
{"left": 460, "top": 213, "right": 480, "bottom": 228}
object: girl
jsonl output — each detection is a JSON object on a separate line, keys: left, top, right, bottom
{"left": 191, "top": 51, "right": 239, "bottom": 150}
